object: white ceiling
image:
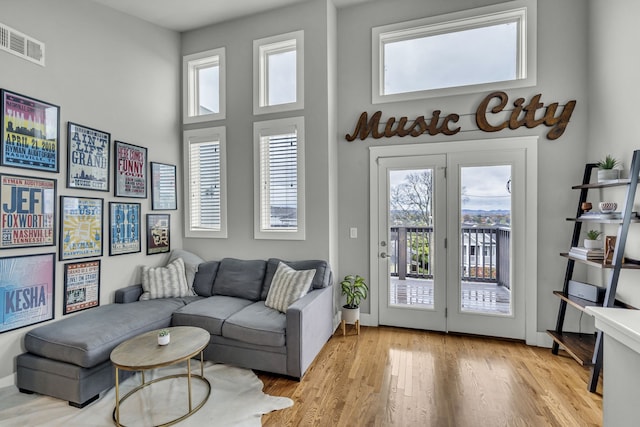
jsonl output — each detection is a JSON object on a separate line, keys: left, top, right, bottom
{"left": 89, "top": 0, "right": 372, "bottom": 32}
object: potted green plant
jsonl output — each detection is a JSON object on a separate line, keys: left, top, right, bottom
{"left": 584, "top": 229, "right": 602, "bottom": 249}
{"left": 340, "top": 275, "right": 368, "bottom": 325}
{"left": 596, "top": 154, "right": 620, "bottom": 182}
{"left": 157, "top": 328, "right": 170, "bottom": 346}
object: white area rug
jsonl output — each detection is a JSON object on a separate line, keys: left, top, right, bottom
{"left": 0, "top": 362, "right": 292, "bottom": 426}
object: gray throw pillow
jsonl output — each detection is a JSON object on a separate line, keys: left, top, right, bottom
{"left": 265, "top": 262, "right": 315, "bottom": 313}
{"left": 140, "top": 258, "right": 192, "bottom": 300}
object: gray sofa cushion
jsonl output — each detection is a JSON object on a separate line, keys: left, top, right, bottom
{"left": 192, "top": 260, "right": 220, "bottom": 296}
{"left": 24, "top": 298, "right": 187, "bottom": 368}
{"left": 171, "top": 295, "right": 252, "bottom": 335}
{"left": 222, "top": 301, "right": 286, "bottom": 347}
{"left": 213, "top": 258, "right": 266, "bottom": 301}
{"left": 261, "top": 259, "right": 331, "bottom": 300}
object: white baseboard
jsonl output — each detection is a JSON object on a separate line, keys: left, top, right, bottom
{"left": 0, "top": 373, "right": 15, "bottom": 389}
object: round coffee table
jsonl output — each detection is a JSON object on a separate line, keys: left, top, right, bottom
{"left": 110, "top": 326, "right": 211, "bottom": 427}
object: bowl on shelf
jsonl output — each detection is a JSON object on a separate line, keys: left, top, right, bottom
{"left": 599, "top": 202, "right": 617, "bottom": 213}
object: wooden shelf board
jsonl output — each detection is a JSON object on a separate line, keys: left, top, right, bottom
{"left": 567, "top": 217, "right": 640, "bottom": 224}
{"left": 547, "top": 330, "right": 595, "bottom": 366}
{"left": 553, "top": 291, "right": 634, "bottom": 311}
{"left": 560, "top": 253, "right": 640, "bottom": 269}
{"left": 553, "top": 291, "right": 602, "bottom": 311}
{"left": 572, "top": 180, "right": 630, "bottom": 190}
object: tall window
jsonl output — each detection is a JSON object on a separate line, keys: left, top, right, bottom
{"left": 372, "top": 0, "right": 536, "bottom": 103}
{"left": 183, "top": 47, "right": 226, "bottom": 123}
{"left": 183, "top": 127, "right": 227, "bottom": 238}
{"left": 254, "top": 117, "right": 305, "bottom": 240}
{"left": 253, "top": 31, "right": 304, "bottom": 115}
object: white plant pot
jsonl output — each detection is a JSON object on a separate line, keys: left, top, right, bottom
{"left": 597, "top": 169, "right": 620, "bottom": 182}
{"left": 584, "top": 239, "right": 602, "bottom": 250}
{"left": 158, "top": 333, "right": 170, "bottom": 346}
{"left": 341, "top": 306, "right": 360, "bottom": 324}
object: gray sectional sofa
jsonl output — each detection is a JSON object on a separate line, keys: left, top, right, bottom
{"left": 16, "top": 252, "right": 334, "bottom": 408}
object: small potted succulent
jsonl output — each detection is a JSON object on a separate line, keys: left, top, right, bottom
{"left": 157, "top": 329, "right": 170, "bottom": 346}
{"left": 584, "top": 230, "right": 602, "bottom": 249}
{"left": 340, "top": 274, "right": 368, "bottom": 324}
{"left": 596, "top": 154, "right": 620, "bottom": 182}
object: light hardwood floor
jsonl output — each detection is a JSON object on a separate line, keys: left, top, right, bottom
{"left": 259, "top": 326, "right": 603, "bottom": 426}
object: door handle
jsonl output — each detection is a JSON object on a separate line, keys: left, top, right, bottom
{"left": 380, "top": 252, "right": 391, "bottom": 259}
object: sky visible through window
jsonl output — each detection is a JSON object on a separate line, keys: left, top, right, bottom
{"left": 268, "top": 50, "right": 297, "bottom": 106}
{"left": 384, "top": 21, "right": 518, "bottom": 95}
{"left": 198, "top": 65, "right": 219, "bottom": 114}
{"left": 390, "top": 165, "right": 511, "bottom": 212}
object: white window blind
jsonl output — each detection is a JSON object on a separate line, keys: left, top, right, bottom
{"left": 189, "top": 140, "right": 221, "bottom": 230}
{"left": 259, "top": 132, "right": 298, "bottom": 231}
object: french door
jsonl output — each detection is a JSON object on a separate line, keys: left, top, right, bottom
{"left": 375, "top": 145, "right": 528, "bottom": 340}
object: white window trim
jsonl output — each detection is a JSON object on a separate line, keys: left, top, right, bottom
{"left": 253, "top": 31, "right": 304, "bottom": 115}
{"left": 183, "top": 126, "right": 227, "bottom": 238}
{"left": 372, "top": 0, "right": 536, "bottom": 104}
{"left": 183, "top": 47, "right": 226, "bottom": 123}
{"left": 253, "top": 117, "right": 306, "bottom": 240}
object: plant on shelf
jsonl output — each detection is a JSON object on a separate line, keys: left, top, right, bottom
{"left": 584, "top": 229, "right": 602, "bottom": 250}
{"left": 596, "top": 154, "right": 620, "bottom": 182}
{"left": 340, "top": 275, "right": 368, "bottom": 325}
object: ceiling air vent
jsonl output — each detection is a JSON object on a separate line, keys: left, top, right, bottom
{"left": 0, "top": 22, "right": 45, "bottom": 66}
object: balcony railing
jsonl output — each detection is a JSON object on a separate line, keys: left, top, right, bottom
{"left": 389, "top": 226, "right": 511, "bottom": 289}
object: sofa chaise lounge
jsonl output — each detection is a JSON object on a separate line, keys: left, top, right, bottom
{"left": 16, "top": 251, "right": 334, "bottom": 407}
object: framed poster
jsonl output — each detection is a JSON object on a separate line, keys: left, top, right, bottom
{"left": 151, "top": 162, "right": 177, "bottom": 210}
{"left": 63, "top": 260, "right": 100, "bottom": 314}
{"left": 114, "top": 141, "right": 147, "bottom": 198}
{"left": 60, "top": 196, "right": 103, "bottom": 261}
{"left": 0, "top": 253, "right": 55, "bottom": 334}
{"left": 0, "top": 173, "right": 56, "bottom": 249}
{"left": 109, "top": 202, "right": 141, "bottom": 256}
{"left": 1, "top": 89, "right": 60, "bottom": 172}
{"left": 67, "top": 122, "right": 110, "bottom": 192}
{"left": 146, "top": 213, "right": 170, "bottom": 255}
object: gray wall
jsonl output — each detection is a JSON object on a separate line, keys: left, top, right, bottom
{"left": 587, "top": 0, "right": 640, "bottom": 307}
{"left": 336, "top": 0, "right": 590, "bottom": 335}
{"left": 0, "top": 0, "right": 181, "bottom": 382}
{"left": 181, "top": 0, "right": 338, "bottom": 267}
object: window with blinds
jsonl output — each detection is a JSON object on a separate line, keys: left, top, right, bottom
{"left": 183, "top": 127, "right": 227, "bottom": 238}
{"left": 254, "top": 117, "right": 305, "bottom": 240}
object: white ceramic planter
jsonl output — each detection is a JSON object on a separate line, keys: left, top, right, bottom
{"left": 341, "top": 306, "right": 360, "bottom": 324}
{"left": 598, "top": 169, "right": 620, "bottom": 182}
{"left": 158, "top": 333, "right": 170, "bottom": 346}
{"left": 584, "top": 239, "right": 602, "bottom": 250}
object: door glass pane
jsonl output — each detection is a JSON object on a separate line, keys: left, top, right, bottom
{"left": 388, "top": 169, "right": 434, "bottom": 309}
{"left": 460, "top": 165, "right": 512, "bottom": 315}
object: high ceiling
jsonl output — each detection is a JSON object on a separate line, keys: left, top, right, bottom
{"left": 89, "top": 0, "right": 372, "bottom": 32}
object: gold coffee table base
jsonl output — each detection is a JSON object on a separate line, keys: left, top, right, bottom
{"left": 112, "top": 370, "right": 211, "bottom": 427}
{"left": 110, "top": 327, "right": 212, "bottom": 427}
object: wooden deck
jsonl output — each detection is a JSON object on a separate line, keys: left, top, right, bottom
{"left": 390, "top": 277, "right": 511, "bottom": 314}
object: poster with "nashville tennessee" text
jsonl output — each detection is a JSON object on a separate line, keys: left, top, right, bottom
{"left": 0, "top": 174, "right": 56, "bottom": 249}
{"left": 114, "top": 141, "right": 147, "bottom": 198}
{"left": 1, "top": 89, "right": 60, "bottom": 172}
{"left": 60, "top": 196, "right": 103, "bottom": 261}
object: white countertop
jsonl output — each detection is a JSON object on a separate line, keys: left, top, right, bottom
{"left": 586, "top": 307, "right": 640, "bottom": 354}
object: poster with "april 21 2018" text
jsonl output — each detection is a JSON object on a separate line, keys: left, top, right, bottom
{"left": 0, "top": 174, "right": 56, "bottom": 249}
{"left": 1, "top": 90, "right": 60, "bottom": 172}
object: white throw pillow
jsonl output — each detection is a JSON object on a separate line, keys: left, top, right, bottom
{"left": 265, "top": 262, "right": 316, "bottom": 313}
{"left": 140, "top": 257, "right": 192, "bottom": 300}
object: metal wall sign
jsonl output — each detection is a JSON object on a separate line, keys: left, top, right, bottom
{"left": 345, "top": 91, "right": 577, "bottom": 142}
